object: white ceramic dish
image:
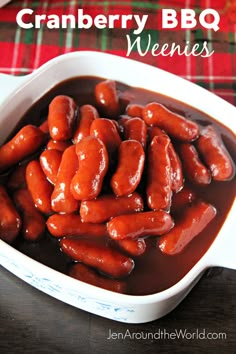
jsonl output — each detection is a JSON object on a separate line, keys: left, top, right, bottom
{"left": 0, "top": 51, "right": 235, "bottom": 323}
{"left": 0, "top": 0, "right": 11, "bottom": 7}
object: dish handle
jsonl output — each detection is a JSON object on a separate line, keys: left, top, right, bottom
{"left": 0, "top": 73, "right": 28, "bottom": 106}
{"left": 206, "top": 206, "right": 236, "bottom": 270}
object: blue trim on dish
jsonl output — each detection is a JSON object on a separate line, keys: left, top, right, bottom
{"left": 0, "top": 251, "right": 135, "bottom": 322}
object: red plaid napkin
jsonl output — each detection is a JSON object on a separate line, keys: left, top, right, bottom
{"left": 0, "top": 0, "right": 235, "bottom": 105}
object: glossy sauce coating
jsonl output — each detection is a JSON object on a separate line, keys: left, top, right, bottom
{"left": 80, "top": 192, "right": 144, "bottom": 223}
{"left": 0, "top": 185, "right": 21, "bottom": 243}
{"left": 107, "top": 210, "right": 174, "bottom": 240}
{"left": 60, "top": 238, "right": 134, "bottom": 278}
{"left": 0, "top": 125, "right": 45, "bottom": 173}
{"left": 90, "top": 118, "right": 121, "bottom": 158}
{"left": 171, "top": 185, "right": 196, "bottom": 215}
{"left": 158, "top": 200, "right": 217, "bottom": 255}
{"left": 69, "top": 263, "right": 126, "bottom": 293}
{"left": 94, "top": 79, "right": 120, "bottom": 118}
{"left": 146, "top": 135, "right": 172, "bottom": 210}
{"left": 40, "top": 149, "right": 63, "bottom": 185}
{"left": 7, "top": 163, "right": 27, "bottom": 191}
{"left": 115, "top": 238, "right": 147, "bottom": 257}
{"left": 13, "top": 189, "right": 45, "bottom": 241}
{"left": 73, "top": 104, "right": 99, "bottom": 143}
{"left": 26, "top": 160, "right": 53, "bottom": 215}
{"left": 148, "top": 126, "right": 184, "bottom": 192}
{"left": 111, "top": 140, "right": 145, "bottom": 197}
{"left": 178, "top": 143, "right": 211, "bottom": 185}
{"left": 71, "top": 136, "right": 109, "bottom": 200}
{"left": 51, "top": 145, "right": 79, "bottom": 213}
{"left": 197, "top": 125, "right": 235, "bottom": 181}
{"left": 4, "top": 76, "right": 236, "bottom": 296}
{"left": 123, "top": 117, "right": 147, "bottom": 148}
{"left": 126, "top": 103, "right": 144, "bottom": 118}
{"left": 48, "top": 95, "right": 77, "bottom": 141}
{"left": 47, "top": 139, "right": 71, "bottom": 152}
{"left": 168, "top": 143, "right": 184, "bottom": 192}
{"left": 47, "top": 213, "right": 108, "bottom": 238}
{"left": 143, "top": 102, "right": 200, "bottom": 142}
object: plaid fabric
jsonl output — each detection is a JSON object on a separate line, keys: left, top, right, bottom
{"left": 0, "top": 0, "right": 235, "bottom": 105}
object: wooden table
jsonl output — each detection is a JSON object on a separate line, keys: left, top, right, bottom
{"left": 0, "top": 265, "right": 235, "bottom": 353}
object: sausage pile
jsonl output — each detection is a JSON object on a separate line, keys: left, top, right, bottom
{"left": 0, "top": 79, "right": 235, "bottom": 293}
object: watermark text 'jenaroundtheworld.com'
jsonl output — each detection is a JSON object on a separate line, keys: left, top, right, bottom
{"left": 107, "top": 328, "right": 227, "bottom": 341}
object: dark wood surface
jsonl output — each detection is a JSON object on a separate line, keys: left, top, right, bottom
{"left": 0, "top": 265, "right": 235, "bottom": 354}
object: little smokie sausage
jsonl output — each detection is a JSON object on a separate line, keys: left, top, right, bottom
{"left": 13, "top": 189, "right": 45, "bottom": 241}
{"left": 168, "top": 143, "right": 184, "bottom": 193}
{"left": 69, "top": 263, "right": 126, "bottom": 293}
{"left": 51, "top": 145, "right": 79, "bottom": 213}
{"left": 196, "top": 125, "right": 235, "bottom": 181}
{"left": 47, "top": 213, "right": 108, "bottom": 238}
{"left": 80, "top": 192, "right": 144, "bottom": 223}
{"left": 26, "top": 160, "right": 53, "bottom": 214}
{"left": 47, "top": 139, "right": 71, "bottom": 152}
{"left": 118, "top": 117, "right": 133, "bottom": 138}
{"left": 73, "top": 104, "right": 99, "bottom": 143}
{"left": 107, "top": 210, "right": 174, "bottom": 240}
{"left": 123, "top": 117, "right": 147, "bottom": 148}
{"left": 60, "top": 238, "right": 134, "bottom": 278}
{"left": 71, "top": 136, "right": 109, "bottom": 201}
{"left": 170, "top": 185, "right": 196, "bottom": 216}
{"left": 126, "top": 103, "right": 144, "bottom": 118}
{"left": 90, "top": 118, "right": 121, "bottom": 158}
{"left": 158, "top": 200, "right": 216, "bottom": 255}
{"left": 0, "top": 185, "right": 21, "bottom": 243}
{"left": 146, "top": 135, "right": 172, "bottom": 210}
{"left": 0, "top": 125, "right": 45, "bottom": 173}
{"left": 148, "top": 126, "right": 183, "bottom": 192}
{"left": 118, "top": 116, "right": 131, "bottom": 132}
{"left": 94, "top": 80, "right": 120, "bottom": 118}
{"left": 111, "top": 140, "right": 145, "bottom": 197}
{"left": 40, "top": 149, "right": 63, "bottom": 185}
{"left": 48, "top": 95, "right": 77, "bottom": 141}
{"left": 178, "top": 143, "right": 211, "bottom": 185}
{"left": 115, "top": 238, "right": 146, "bottom": 256}
{"left": 148, "top": 125, "right": 166, "bottom": 142}
{"left": 7, "top": 163, "right": 27, "bottom": 190}
{"left": 39, "top": 119, "right": 49, "bottom": 134}
{"left": 143, "top": 102, "right": 199, "bottom": 142}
